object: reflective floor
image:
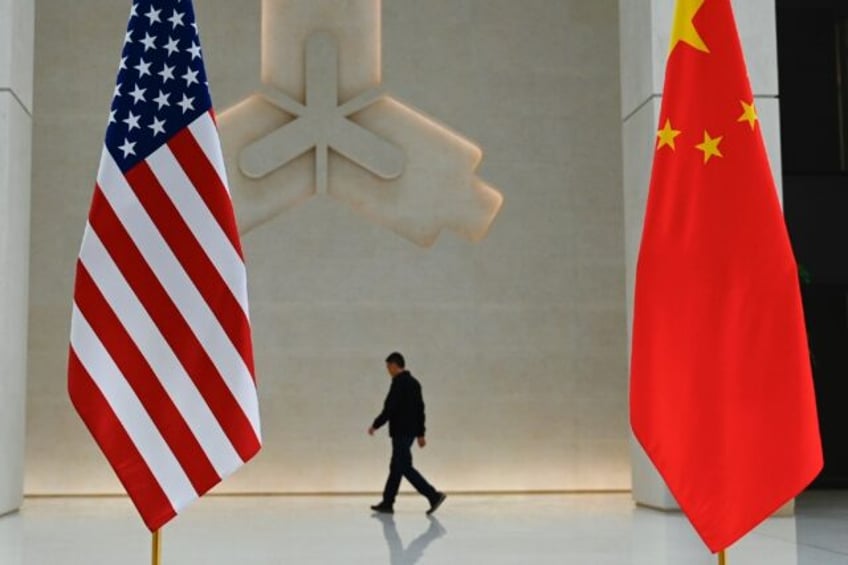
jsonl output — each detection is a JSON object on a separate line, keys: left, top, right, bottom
{"left": 1, "top": 492, "right": 846, "bottom": 564}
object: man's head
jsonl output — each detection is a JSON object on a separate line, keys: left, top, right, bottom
{"left": 385, "top": 351, "right": 405, "bottom": 377}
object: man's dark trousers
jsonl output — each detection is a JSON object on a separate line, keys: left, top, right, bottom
{"left": 382, "top": 435, "right": 438, "bottom": 505}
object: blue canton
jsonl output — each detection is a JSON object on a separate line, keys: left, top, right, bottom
{"left": 106, "top": 0, "right": 211, "bottom": 172}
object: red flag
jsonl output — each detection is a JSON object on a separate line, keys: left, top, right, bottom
{"left": 630, "top": 0, "right": 822, "bottom": 552}
{"left": 68, "top": 0, "right": 261, "bottom": 531}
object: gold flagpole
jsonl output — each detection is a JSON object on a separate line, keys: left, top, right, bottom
{"left": 152, "top": 530, "right": 162, "bottom": 565}
{"left": 718, "top": 549, "right": 726, "bottom": 565}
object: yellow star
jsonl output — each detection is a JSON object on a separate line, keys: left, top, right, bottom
{"left": 669, "top": 0, "right": 709, "bottom": 55}
{"left": 738, "top": 100, "right": 758, "bottom": 130}
{"left": 696, "top": 130, "right": 723, "bottom": 163}
{"left": 657, "top": 118, "right": 682, "bottom": 150}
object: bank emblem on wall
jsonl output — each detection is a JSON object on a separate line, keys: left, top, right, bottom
{"left": 219, "top": 0, "right": 503, "bottom": 247}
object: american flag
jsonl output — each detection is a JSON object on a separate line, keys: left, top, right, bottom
{"left": 68, "top": 0, "right": 261, "bottom": 532}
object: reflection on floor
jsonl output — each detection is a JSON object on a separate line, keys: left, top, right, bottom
{"left": 0, "top": 491, "right": 846, "bottom": 564}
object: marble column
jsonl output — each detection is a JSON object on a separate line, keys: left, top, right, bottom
{"left": 619, "top": 0, "right": 783, "bottom": 510}
{"left": 0, "top": 0, "right": 34, "bottom": 517}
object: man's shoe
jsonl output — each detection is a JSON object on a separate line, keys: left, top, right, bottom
{"left": 426, "top": 492, "right": 446, "bottom": 515}
{"left": 370, "top": 502, "right": 394, "bottom": 514}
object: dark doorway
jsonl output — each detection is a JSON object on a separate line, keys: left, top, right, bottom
{"left": 777, "top": 0, "right": 848, "bottom": 488}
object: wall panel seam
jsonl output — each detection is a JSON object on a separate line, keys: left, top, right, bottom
{"left": 0, "top": 87, "right": 33, "bottom": 117}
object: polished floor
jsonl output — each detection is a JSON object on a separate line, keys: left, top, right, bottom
{"left": 1, "top": 492, "right": 846, "bottom": 564}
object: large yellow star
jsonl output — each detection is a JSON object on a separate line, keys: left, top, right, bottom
{"left": 657, "top": 118, "right": 682, "bottom": 150}
{"left": 696, "top": 130, "right": 723, "bottom": 163}
{"left": 737, "top": 100, "right": 758, "bottom": 130}
{"left": 669, "top": 0, "right": 709, "bottom": 54}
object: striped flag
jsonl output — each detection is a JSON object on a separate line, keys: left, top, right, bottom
{"left": 68, "top": 0, "right": 261, "bottom": 531}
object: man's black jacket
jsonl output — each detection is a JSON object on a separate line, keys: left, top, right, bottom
{"left": 372, "top": 370, "right": 426, "bottom": 438}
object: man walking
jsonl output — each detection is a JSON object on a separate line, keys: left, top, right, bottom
{"left": 368, "top": 352, "right": 446, "bottom": 515}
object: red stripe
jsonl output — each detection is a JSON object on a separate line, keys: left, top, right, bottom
{"left": 68, "top": 349, "right": 177, "bottom": 532}
{"left": 73, "top": 261, "right": 221, "bottom": 495}
{"left": 168, "top": 124, "right": 243, "bottom": 258}
{"left": 88, "top": 186, "right": 261, "bottom": 462}
{"left": 125, "top": 161, "right": 255, "bottom": 378}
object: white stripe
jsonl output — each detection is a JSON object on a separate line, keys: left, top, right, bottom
{"left": 96, "top": 149, "right": 262, "bottom": 439}
{"left": 70, "top": 302, "right": 197, "bottom": 511}
{"left": 79, "top": 226, "right": 245, "bottom": 474}
{"left": 189, "top": 112, "right": 230, "bottom": 195}
{"left": 146, "top": 143, "right": 249, "bottom": 318}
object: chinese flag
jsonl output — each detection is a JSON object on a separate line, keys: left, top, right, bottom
{"left": 630, "top": 0, "right": 822, "bottom": 553}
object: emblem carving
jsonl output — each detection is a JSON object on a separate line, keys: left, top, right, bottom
{"left": 219, "top": 0, "right": 503, "bottom": 247}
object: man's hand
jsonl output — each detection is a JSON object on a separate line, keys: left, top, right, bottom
{"left": 417, "top": 436, "right": 426, "bottom": 448}
{"left": 368, "top": 427, "right": 376, "bottom": 436}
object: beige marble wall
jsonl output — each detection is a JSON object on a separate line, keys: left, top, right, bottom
{"left": 26, "top": 0, "right": 628, "bottom": 494}
{"left": 0, "top": 0, "right": 33, "bottom": 516}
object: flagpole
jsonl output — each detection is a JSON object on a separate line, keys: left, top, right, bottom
{"left": 718, "top": 549, "right": 726, "bottom": 565}
{"left": 152, "top": 530, "right": 162, "bottom": 565}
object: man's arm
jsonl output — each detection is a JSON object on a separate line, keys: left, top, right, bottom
{"left": 416, "top": 380, "right": 426, "bottom": 447}
{"left": 371, "top": 408, "right": 389, "bottom": 432}
{"left": 369, "top": 380, "right": 398, "bottom": 434}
